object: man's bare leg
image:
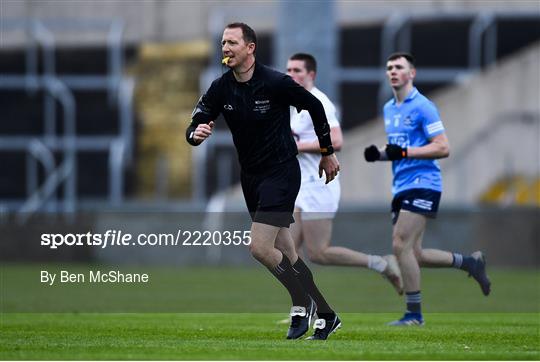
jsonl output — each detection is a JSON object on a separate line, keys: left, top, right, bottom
{"left": 249, "top": 222, "right": 283, "bottom": 268}
{"left": 289, "top": 209, "right": 305, "bottom": 258}
{"left": 303, "top": 218, "right": 369, "bottom": 266}
{"left": 389, "top": 211, "right": 426, "bottom": 325}
{"left": 297, "top": 218, "right": 402, "bottom": 294}
{"left": 392, "top": 211, "right": 425, "bottom": 292}
{"left": 412, "top": 229, "right": 491, "bottom": 296}
{"left": 249, "top": 222, "right": 309, "bottom": 310}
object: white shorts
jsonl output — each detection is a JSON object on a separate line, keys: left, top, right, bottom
{"left": 295, "top": 178, "right": 341, "bottom": 220}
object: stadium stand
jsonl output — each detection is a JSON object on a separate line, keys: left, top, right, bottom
{"left": 0, "top": 4, "right": 537, "bottom": 268}
{"left": 480, "top": 175, "right": 540, "bottom": 206}
{"left": 1, "top": 7, "right": 538, "bottom": 207}
{"left": 0, "top": 19, "right": 136, "bottom": 216}
{"left": 127, "top": 41, "right": 209, "bottom": 199}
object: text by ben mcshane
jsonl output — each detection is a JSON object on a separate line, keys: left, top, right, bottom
{"left": 40, "top": 270, "right": 149, "bottom": 285}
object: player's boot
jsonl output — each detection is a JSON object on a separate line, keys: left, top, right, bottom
{"left": 468, "top": 251, "right": 491, "bottom": 296}
{"left": 387, "top": 312, "right": 424, "bottom": 326}
{"left": 306, "top": 314, "right": 341, "bottom": 340}
{"left": 286, "top": 299, "right": 317, "bottom": 339}
{"left": 382, "top": 254, "right": 404, "bottom": 295}
{"left": 278, "top": 310, "right": 317, "bottom": 325}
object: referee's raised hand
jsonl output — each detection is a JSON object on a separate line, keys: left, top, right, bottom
{"left": 319, "top": 154, "right": 340, "bottom": 184}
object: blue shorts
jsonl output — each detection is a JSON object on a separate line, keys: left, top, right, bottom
{"left": 391, "top": 188, "right": 441, "bottom": 225}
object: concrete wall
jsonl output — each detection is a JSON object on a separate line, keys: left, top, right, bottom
{"left": 1, "top": 0, "right": 276, "bottom": 46}
{"left": 337, "top": 0, "right": 540, "bottom": 24}
{"left": 340, "top": 42, "right": 540, "bottom": 205}
{"left": 2, "top": 0, "right": 539, "bottom": 46}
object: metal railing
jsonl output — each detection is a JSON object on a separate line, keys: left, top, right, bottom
{"left": 2, "top": 18, "right": 125, "bottom": 99}
{"left": 0, "top": 18, "right": 134, "bottom": 217}
{"left": 369, "top": 11, "right": 539, "bottom": 112}
{"left": 0, "top": 77, "right": 77, "bottom": 216}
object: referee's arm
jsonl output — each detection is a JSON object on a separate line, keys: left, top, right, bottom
{"left": 186, "top": 82, "right": 221, "bottom": 146}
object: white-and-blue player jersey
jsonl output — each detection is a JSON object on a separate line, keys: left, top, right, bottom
{"left": 383, "top": 87, "right": 446, "bottom": 195}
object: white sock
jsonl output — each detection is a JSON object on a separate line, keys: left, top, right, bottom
{"left": 368, "top": 255, "right": 387, "bottom": 273}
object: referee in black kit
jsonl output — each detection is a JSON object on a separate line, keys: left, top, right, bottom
{"left": 186, "top": 23, "right": 341, "bottom": 340}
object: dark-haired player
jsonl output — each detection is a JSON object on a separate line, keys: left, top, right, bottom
{"left": 364, "top": 52, "right": 491, "bottom": 326}
{"left": 186, "top": 23, "right": 340, "bottom": 340}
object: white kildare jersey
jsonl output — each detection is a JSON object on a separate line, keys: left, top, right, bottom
{"left": 291, "top": 87, "right": 341, "bottom": 218}
{"left": 290, "top": 87, "right": 340, "bottom": 183}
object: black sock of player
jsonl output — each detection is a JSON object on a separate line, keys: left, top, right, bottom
{"left": 461, "top": 256, "right": 476, "bottom": 272}
{"left": 406, "top": 291, "right": 422, "bottom": 314}
{"left": 292, "top": 257, "right": 334, "bottom": 315}
{"left": 268, "top": 253, "right": 310, "bottom": 307}
{"left": 453, "top": 253, "right": 475, "bottom": 272}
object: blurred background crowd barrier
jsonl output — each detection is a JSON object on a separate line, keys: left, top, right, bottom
{"left": 1, "top": 0, "right": 538, "bottom": 267}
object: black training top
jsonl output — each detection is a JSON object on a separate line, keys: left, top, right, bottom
{"left": 186, "top": 62, "right": 333, "bottom": 173}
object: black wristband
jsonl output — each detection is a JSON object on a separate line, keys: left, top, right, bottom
{"left": 385, "top": 144, "right": 407, "bottom": 160}
{"left": 320, "top": 145, "right": 334, "bottom": 156}
{"left": 317, "top": 127, "right": 333, "bottom": 155}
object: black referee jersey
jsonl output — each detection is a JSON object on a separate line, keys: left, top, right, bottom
{"left": 186, "top": 62, "right": 333, "bottom": 173}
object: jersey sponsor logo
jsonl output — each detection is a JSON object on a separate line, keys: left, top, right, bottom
{"left": 412, "top": 198, "right": 433, "bottom": 210}
{"left": 388, "top": 133, "right": 409, "bottom": 147}
{"left": 253, "top": 99, "right": 271, "bottom": 113}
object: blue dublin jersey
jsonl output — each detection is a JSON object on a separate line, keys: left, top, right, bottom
{"left": 383, "top": 87, "right": 445, "bottom": 195}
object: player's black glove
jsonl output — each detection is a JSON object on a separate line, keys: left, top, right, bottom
{"left": 364, "top": 145, "right": 380, "bottom": 162}
{"left": 385, "top": 144, "right": 407, "bottom": 160}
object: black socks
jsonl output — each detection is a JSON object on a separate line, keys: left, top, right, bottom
{"left": 269, "top": 253, "right": 310, "bottom": 307}
{"left": 292, "top": 257, "right": 334, "bottom": 315}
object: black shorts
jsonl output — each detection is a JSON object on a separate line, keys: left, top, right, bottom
{"left": 240, "top": 157, "right": 301, "bottom": 228}
{"left": 391, "top": 188, "right": 441, "bottom": 225}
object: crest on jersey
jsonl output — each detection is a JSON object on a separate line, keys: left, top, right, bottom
{"left": 404, "top": 116, "right": 413, "bottom": 127}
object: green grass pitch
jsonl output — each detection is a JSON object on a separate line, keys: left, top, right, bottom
{"left": 2, "top": 313, "right": 538, "bottom": 360}
{"left": 1, "top": 265, "right": 539, "bottom": 360}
